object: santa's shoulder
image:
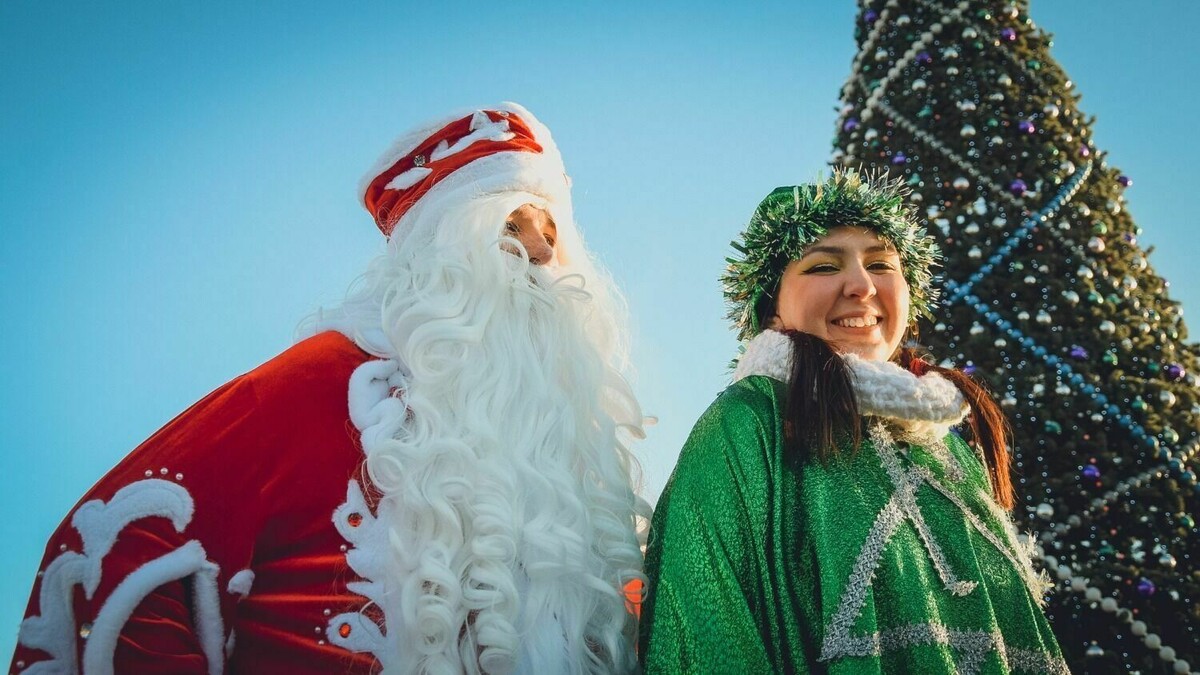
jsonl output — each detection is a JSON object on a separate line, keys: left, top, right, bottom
{"left": 243, "top": 331, "right": 374, "bottom": 404}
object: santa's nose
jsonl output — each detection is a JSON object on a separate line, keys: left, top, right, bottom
{"left": 522, "top": 235, "right": 554, "bottom": 266}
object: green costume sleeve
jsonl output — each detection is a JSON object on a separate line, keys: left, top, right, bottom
{"left": 640, "top": 378, "right": 801, "bottom": 675}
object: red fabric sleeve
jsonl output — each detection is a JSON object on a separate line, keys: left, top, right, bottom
{"left": 11, "top": 372, "right": 264, "bottom": 674}
{"left": 12, "top": 332, "right": 376, "bottom": 675}
{"left": 114, "top": 579, "right": 208, "bottom": 673}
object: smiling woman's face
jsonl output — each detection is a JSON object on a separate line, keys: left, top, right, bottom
{"left": 768, "top": 226, "right": 911, "bottom": 361}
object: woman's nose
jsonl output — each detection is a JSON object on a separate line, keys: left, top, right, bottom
{"left": 843, "top": 265, "right": 876, "bottom": 298}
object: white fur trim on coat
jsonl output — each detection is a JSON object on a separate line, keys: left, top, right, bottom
{"left": 733, "top": 330, "right": 969, "bottom": 437}
{"left": 18, "top": 479, "right": 225, "bottom": 675}
{"left": 82, "top": 541, "right": 223, "bottom": 675}
{"left": 733, "top": 329, "right": 794, "bottom": 384}
{"left": 326, "top": 360, "right": 412, "bottom": 668}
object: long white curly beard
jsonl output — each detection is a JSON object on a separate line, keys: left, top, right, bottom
{"left": 307, "top": 193, "right": 648, "bottom": 674}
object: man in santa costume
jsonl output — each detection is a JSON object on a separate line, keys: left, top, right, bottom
{"left": 11, "top": 102, "right": 650, "bottom": 675}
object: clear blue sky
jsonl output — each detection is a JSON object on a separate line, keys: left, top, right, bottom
{"left": 2, "top": 1, "right": 1197, "bottom": 655}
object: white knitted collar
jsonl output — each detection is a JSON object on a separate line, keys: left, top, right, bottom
{"left": 733, "top": 329, "right": 968, "bottom": 438}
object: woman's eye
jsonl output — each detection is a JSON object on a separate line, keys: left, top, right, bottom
{"left": 543, "top": 234, "right": 556, "bottom": 247}
{"left": 805, "top": 264, "right": 838, "bottom": 274}
{"left": 868, "top": 261, "right": 898, "bottom": 271}
{"left": 504, "top": 222, "right": 519, "bottom": 235}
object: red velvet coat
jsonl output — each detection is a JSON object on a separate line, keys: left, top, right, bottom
{"left": 11, "top": 332, "right": 384, "bottom": 674}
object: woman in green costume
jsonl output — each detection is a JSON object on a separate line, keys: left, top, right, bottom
{"left": 639, "top": 170, "right": 1068, "bottom": 674}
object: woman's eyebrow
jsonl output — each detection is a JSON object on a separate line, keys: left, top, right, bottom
{"left": 801, "top": 245, "right": 845, "bottom": 258}
{"left": 800, "top": 243, "right": 894, "bottom": 258}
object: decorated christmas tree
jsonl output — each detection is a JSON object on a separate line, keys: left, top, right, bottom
{"left": 832, "top": 1, "right": 1198, "bottom": 672}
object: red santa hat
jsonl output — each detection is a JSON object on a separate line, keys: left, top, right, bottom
{"left": 360, "top": 102, "right": 571, "bottom": 240}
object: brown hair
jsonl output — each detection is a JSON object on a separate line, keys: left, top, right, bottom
{"left": 779, "top": 330, "right": 1016, "bottom": 510}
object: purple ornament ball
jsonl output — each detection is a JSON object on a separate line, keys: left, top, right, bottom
{"left": 891, "top": 151, "right": 907, "bottom": 165}
{"left": 1137, "top": 578, "right": 1156, "bottom": 596}
{"left": 843, "top": 117, "right": 860, "bottom": 132}
{"left": 1018, "top": 120, "right": 1036, "bottom": 134}
{"left": 863, "top": 9, "right": 879, "bottom": 23}
{"left": 1117, "top": 175, "right": 1133, "bottom": 187}
{"left": 916, "top": 51, "right": 932, "bottom": 65}
{"left": 1069, "top": 345, "right": 1089, "bottom": 359}
{"left": 1166, "top": 363, "right": 1186, "bottom": 381}
{"left": 1078, "top": 145, "right": 1091, "bottom": 157}
{"left": 1001, "top": 28, "right": 1017, "bottom": 42}
{"left": 1008, "top": 178, "right": 1028, "bottom": 196}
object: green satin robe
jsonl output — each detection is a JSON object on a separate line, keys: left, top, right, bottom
{"left": 639, "top": 375, "right": 1068, "bottom": 674}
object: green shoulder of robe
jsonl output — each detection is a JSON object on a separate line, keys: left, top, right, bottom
{"left": 639, "top": 375, "right": 1068, "bottom": 675}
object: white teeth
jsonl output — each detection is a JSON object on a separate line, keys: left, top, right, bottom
{"left": 834, "top": 316, "right": 879, "bottom": 328}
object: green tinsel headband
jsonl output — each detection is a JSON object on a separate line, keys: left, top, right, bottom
{"left": 722, "top": 168, "right": 941, "bottom": 342}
